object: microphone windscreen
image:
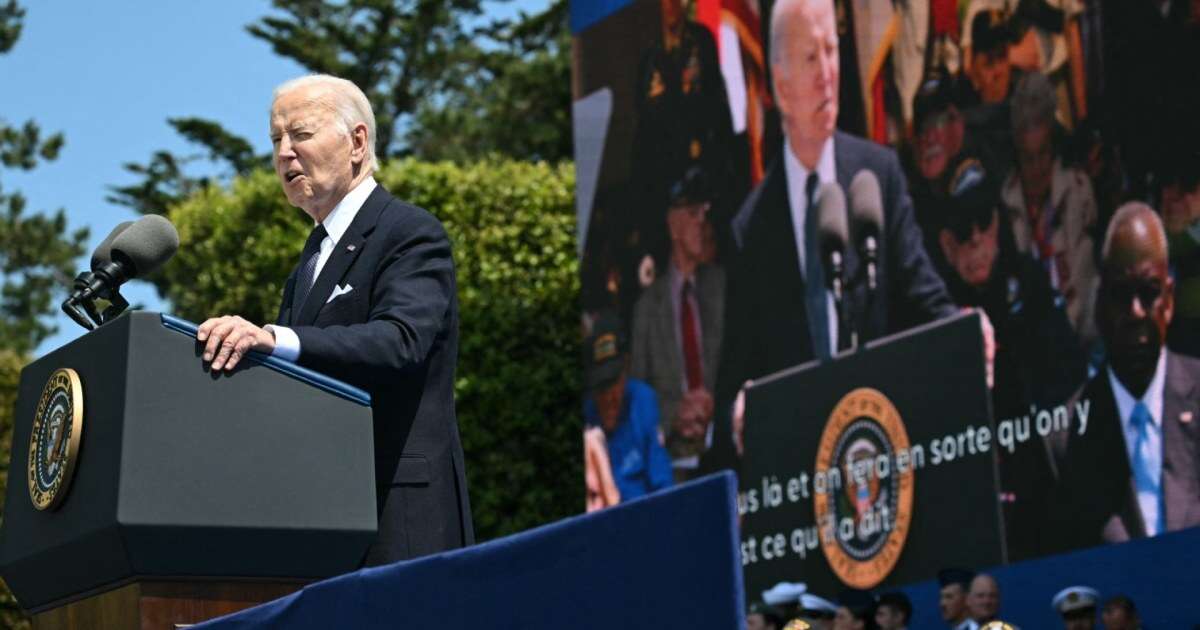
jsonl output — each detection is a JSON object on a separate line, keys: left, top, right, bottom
{"left": 815, "top": 181, "right": 849, "bottom": 253}
{"left": 848, "top": 170, "right": 884, "bottom": 238}
{"left": 90, "top": 221, "right": 135, "bottom": 271}
{"left": 109, "top": 215, "right": 180, "bottom": 277}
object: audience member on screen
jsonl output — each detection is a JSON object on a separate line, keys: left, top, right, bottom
{"left": 1053, "top": 203, "right": 1200, "bottom": 549}
{"left": 935, "top": 157, "right": 1085, "bottom": 559}
{"left": 798, "top": 591, "right": 839, "bottom": 630}
{"left": 582, "top": 311, "right": 674, "bottom": 502}
{"left": 630, "top": 166, "right": 725, "bottom": 483}
{"left": 1001, "top": 72, "right": 1100, "bottom": 354}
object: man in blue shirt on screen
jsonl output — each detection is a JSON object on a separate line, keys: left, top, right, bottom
{"left": 584, "top": 312, "right": 674, "bottom": 502}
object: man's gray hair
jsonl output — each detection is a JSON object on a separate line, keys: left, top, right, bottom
{"left": 769, "top": 0, "right": 814, "bottom": 80}
{"left": 1009, "top": 71, "right": 1056, "bottom": 135}
{"left": 273, "top": 74, "right": 378, "bottom": 173}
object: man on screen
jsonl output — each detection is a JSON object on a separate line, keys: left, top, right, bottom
{"left": 1053, "top": 202, "right": 1200, "bottom": 549}
{"left": 195, "top": 74, "right": 473, "bottom": 565}
{"left": 710, "top": 0, "right": 964, "bottom": 464}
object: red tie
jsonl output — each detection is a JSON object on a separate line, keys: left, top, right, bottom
{"left": 681, "top": 281, "right": 703, "bottom": 390}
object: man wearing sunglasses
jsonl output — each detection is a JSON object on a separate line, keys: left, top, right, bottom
{"left": 936, "top": 156, "right": 1086, "bottom": 561}
{"left": 1052, "top": 202, "right": 1200, "bottom": 550}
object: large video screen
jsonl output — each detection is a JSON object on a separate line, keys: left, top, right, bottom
{"left": 573, "top": 0, "right": 1200, "bottom": 602}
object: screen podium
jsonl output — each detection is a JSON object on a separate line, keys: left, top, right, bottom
{"left": 737, "top": 312, "right": 1006, "bottom": 596}
{"left": 0, "top": 312, "right": 378, "bottom": 629}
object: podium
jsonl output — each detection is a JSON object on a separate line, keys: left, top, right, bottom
{"left": 737, "top": 312, "right": 1005, "bottom": 596}
{"left": 0, "top": 312, "right": 378, "bottom": 628}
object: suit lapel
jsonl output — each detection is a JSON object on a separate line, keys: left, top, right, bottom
{"left": 295, "top": 186, "right": 387, "bottom": 326}
{"left": 655, "top": 278, "right": 683, "bottom": 392}
{"left": 1162, "top": 352, "right": 1200, "bottom": 531}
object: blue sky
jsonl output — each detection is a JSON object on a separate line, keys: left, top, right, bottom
{"left": 2, "top": 1, "right": 541, "bottom": 356}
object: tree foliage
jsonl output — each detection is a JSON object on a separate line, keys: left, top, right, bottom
{"left": 164, "top": 159, "right": 581, "bottom": 540}
{"left": 110, "top": 0, "right": 572, "bottom": 222}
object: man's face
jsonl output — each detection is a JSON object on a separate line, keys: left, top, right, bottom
{"left": 1063, "top": 610, "right": 1096, "bottom": 630}
{"left": 661, "top": 0, "right": 684, "bottom": 34}
{"left": 941, "top": 210, "right": 999, "bottom": 288}
{"left": 1101, "top": 603, "right": 1134, "bottom": 630}
{"left": 1161, "top": 181, "right": 1200, "bottom": 232}
{"left": 1098, "top": 256, "right": 1174, "bottom": 381}
{"left": 1016, "top": 123, "right": 1054, "bottom": 206}
{"left": 774, "top": 0, "right": 839, "bottom": 150}
{"left": 916, "top": 108, "right": 965, "bottom": 181}
{"left": 667, "top": 201, "right": 710, "bottom": 265}
{"left": 833, "top": 607, "right": 863, "bottom": 630}
{"left": 746, "top": 612, "right": 768, "bottom": 630}
{"left": 939, "top": 584, "right": 967, "bottom": 622}
{"left": 874, "top": 604, "right": 905, "bottom": 630}
{"left": 270, "top": 86, "right": 364, "bottom": 220}
{"left": 970, "top": 49, "right": 1011, "bottom": 104}
{"left": 593, "top": 373, "right": 627, "bottom": 432}
{"left": 967, "top": 576, "right": 1000, "bottom": 621}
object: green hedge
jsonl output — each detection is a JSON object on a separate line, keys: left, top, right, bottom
{"left": 164, "top": 159, "right": 582, "bottom": 540}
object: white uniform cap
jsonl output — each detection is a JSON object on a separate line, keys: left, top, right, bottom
{"left": 1051, "top": 586, "right": 1100, "bottom": 614}
{"left": 762, "top": 582, "right": 807, "bottom": 606}
{"left": 799, "top": 592, "right": 838, "bottom": 613}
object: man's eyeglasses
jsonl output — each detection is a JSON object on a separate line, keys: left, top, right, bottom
{"left": 1105, "top": 280, "right": 1164, "bottom": 310}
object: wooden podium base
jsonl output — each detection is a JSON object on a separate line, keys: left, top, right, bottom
{"left": 32, "top": 580, "right": 305, "bottom": 629}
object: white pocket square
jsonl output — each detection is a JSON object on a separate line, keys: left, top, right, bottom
{"left": 326, "top": 284, "right": 353, "bottom": 304}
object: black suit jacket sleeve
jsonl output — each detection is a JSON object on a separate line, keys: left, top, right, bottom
{"left": 879, "top": 148, "right": 957, "bottom": 328}
{"left": 290, "top": 209, "right": 454, "bottom": 386}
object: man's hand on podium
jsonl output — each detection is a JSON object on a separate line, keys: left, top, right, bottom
{"left": 197, "top": 315, "right": 277, "bottom": 372}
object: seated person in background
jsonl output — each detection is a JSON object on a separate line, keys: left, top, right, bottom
{"left": 966, "top": 574, "right": 1001, "bottom": 624}
{"left": 1159, "top": 147, "right": 1200, "bottom": 358}
{"left": 762, "top": 582, "right": 807, "bottom": 622}
{"left": 631, "top": 166, "right": 724, "bottom": 483}
{"left": 1099, "top": 595, "right": 1139, "bottom": 630}
{"left": 583, "top": 312, "right": 673, "bottom": 502}
{"left": 874, "top": 591, "right": 912, "bottom": 630}
{"left": 936, "top": 157, "right": 1086, "bottom": 559}
{"left": 834, "top": 590, "right": 878, "bottom": 630}
{"left": 1001, "top": 71, "right": 1099, "bottom": 354}
{"left": 1051, "top": 586, "right": 1099, "bottom": 630}
{"left": 747, "top": 602, "right": 786, "bottom": 630}
{"left": 961, "top": 10, "right": 1016, "bottom": 109}
{"left": 909, "top": 72, "right": 969, "bottom": 257}
{"left": 937, "top": 568, "right": 979, "bottom": 630}
{"left": 1053, "top": 203, "right": 1200, "bottom": 549}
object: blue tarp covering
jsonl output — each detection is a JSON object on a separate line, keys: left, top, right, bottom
{"left": 900, "top": 526, "right": 1200, "bottom": 628}
{"left": 195, "top": 472, "right": 744, "bottom": 629}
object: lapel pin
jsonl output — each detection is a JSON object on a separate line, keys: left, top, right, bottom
{"left": 1181, "top": 411, "right": 1194, "bottom": 424}
{"left": 347, "top": 244, "right": 357, "bottom": 252}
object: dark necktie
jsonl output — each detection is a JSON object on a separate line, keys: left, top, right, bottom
{"left": 680, "top": 280, "right": 703, "bottom": 390}
{"left": 292, "top": 224, "right": 327, "bottom": 316}
{"left": 804, "top": 172, "right": 830, "bottom": 360}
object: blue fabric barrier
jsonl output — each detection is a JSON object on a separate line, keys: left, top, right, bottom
{"left": 900, "top": 526, "right": 1200, "bottom": 628}
{"left": 195, "top": 472, "right": 744, "bottom": 629}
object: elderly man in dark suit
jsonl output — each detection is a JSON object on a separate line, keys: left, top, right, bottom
{"left": 710, "top": 0, "right": 965, "bottom": 462}
{"left": 1052, "top": 202, "right": 1200, "bottom": 549}
{"left": 630, "top": 166, "right": 725, "bottom": 481}
{"left": 195, "top": 74, "right": 472, "bottom": 565}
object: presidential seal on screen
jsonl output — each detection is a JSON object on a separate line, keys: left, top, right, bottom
{"left": 813, "top": 387, "right": 914, "bottom": 589}
{"left": 27, "top": 368, "right": 84, "bottom": 511}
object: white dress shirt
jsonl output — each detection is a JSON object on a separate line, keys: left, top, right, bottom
{"left": 1107, "top": 349, "right": 1167, "bottom": 535}
{"left": 267, "top": 176, "right": 378, "bottom": 361}
{"left": 782, "top": 137, "right": 839, "bottom": 356}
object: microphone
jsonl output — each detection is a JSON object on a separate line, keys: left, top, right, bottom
{"left": 848, "top": 170, "right": 883, "bottom": 292}
{"left": 70, "top": 221, "right": 135, "bottom": 297}
{"left": 68, "top": 215, "right": 179, "bottom": 305}
{"left": 815, "top": 181, "right": 849, "bottom": 302}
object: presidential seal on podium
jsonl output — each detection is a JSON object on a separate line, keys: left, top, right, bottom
{"left": 28, "top": 368, "right": 83, "bottom": 511}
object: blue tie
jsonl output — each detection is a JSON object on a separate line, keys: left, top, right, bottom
{"left": 1130, "top": 401, "right": 1162, "bottom": 535}
{"left": 292, "top": 224, "right": 327, "bottom": 316}
{"left": 804, "top": 172, "right": 830, "bottom": 360}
